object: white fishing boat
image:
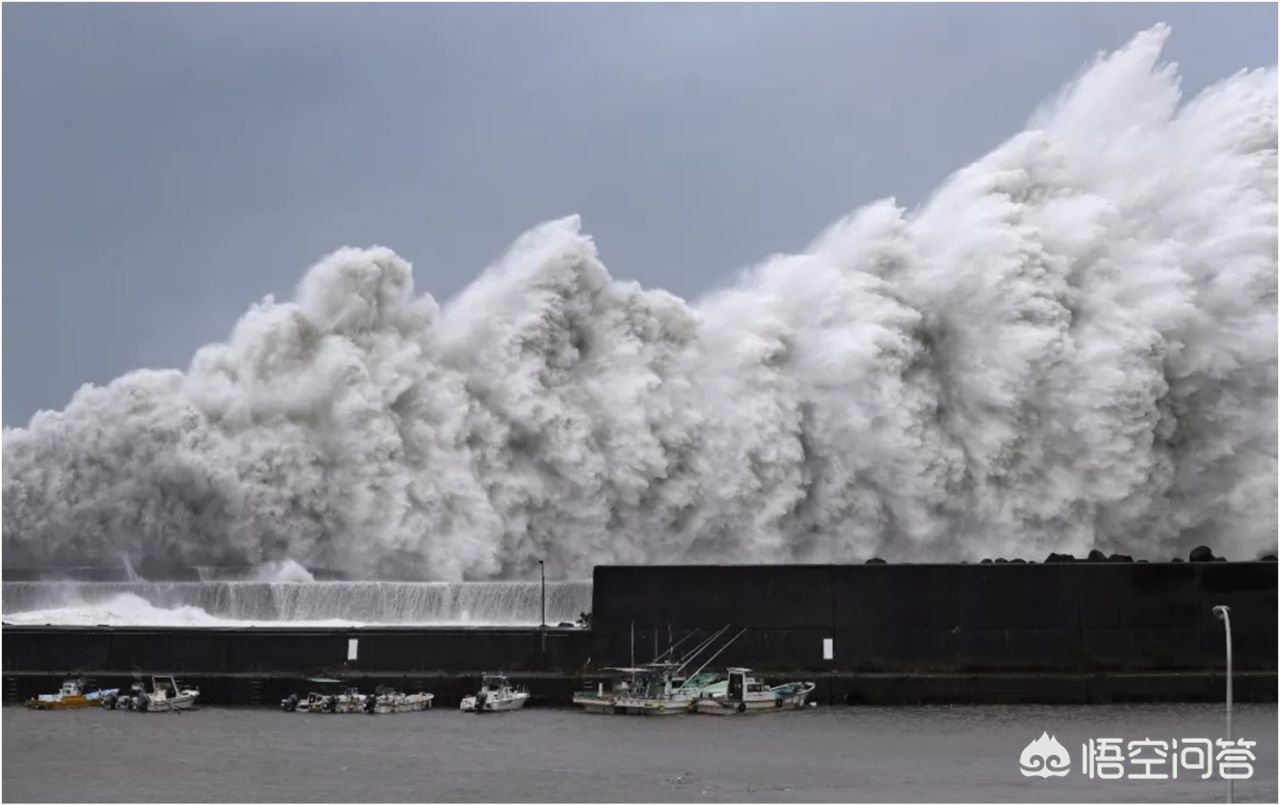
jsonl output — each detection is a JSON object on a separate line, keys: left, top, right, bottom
{"left": 110, "top": 676, "right": 199, "bottom": 712}
{"left": 366, "top": 686, "right": 433, "bottom": 714}
{"left": 460, "top": 674, "right": 529, "bottom": 713}
{"left": 281, "top": 678, "right": 367, "bottom": 713}
{"left": 610, "top": 663, "right": 706, "bottom": 715}
{"left": 573, "top": 625, "right": 742, "bottom": 715}
{"left": 693, "top": 667, "right": 815, "bottom": 715}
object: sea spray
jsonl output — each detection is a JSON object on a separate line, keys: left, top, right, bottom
{"left": 0, "top": 580, "right": 594, "bottom": 626}
{"left": 3, "top": 25, "right": 1276, "bottom": 577}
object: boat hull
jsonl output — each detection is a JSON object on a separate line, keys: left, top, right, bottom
{"left": 25, "top": 695, "right": 92, "bottom": 711}
{"left": 571, "top": 694, "right": 615, "bottom": 714}
{"left": 372, "top": 694, "right": 433, "bottom": 714}
{"left": 693, "top": 684, "right": 814, "bottom": 715}
{"left": 460, "top": 693, "right": 528, "bottom": 713}
{"left": 612, "top": 696, "right": 694, "bottom": 716}
{"left": 141, "top": 694, "right": 199, "bottom": 712}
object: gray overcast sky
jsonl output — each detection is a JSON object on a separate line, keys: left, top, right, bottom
{"left": 4, "top": 3, "right": 1276, "bottom": 426}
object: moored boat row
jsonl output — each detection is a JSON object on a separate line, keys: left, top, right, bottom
{"left": 280, "top": 678, "right": 434, "bottom": 713}
{"left": 570, "top": 625, "right": 816, "bottom": 716}
{"left": 573, "top": 665, "right": 814, "bottom": 716}
{"left": 23, "top": 626, "right": 812, "bottom": 716}
{"left": 25, "top": 676, "right": 198, "bottom": 712}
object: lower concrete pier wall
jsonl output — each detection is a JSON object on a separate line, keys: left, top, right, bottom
{"left": 2, "top": 626, "right": 591, "bottom": 676}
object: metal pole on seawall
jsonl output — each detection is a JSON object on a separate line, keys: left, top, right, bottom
{"left": 1212, "top": 605, "right": 1232, "bottom": 804}
{"left": 539, "top": 560, "right": 546, "bottom": 655}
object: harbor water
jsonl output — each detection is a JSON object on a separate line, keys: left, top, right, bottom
{"left": 3, "top": 703, "right": 1275, "bottom": 802}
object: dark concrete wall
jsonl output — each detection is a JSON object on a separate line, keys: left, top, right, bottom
{"left": 590, "top": 562, "right": 1277, "bottom": 672}
{"left": 2, "top": 626, "right": 591, "bottom": 676}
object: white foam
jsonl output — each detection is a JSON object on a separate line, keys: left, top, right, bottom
{"left": 3, "top": 25, "right": 1275, "bottom": 575}
{"left": 1, "top": 580, "right": 594, "bottom": 627}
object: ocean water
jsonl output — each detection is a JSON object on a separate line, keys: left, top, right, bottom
{"left": 3, "top": 703, "right": 1275, "bottom": 802}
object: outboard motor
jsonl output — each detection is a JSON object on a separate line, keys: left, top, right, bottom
{"left": 133, "top": 692, "right": 148, "bottom": 712}
{"left": 282, "top": 694, "right": 298, "bottom": 712}
{"left": 365, "top": 693, "right": 377, "bottom": 713}
{"left": 475, "top": 691, "right": 488, "bottom": 712}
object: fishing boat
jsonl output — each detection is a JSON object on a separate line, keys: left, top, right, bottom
{"left": 571, "top": 673, "right": 625, "bottom": 714}
{"left": 692, "top": 667, "right": 815, "bottom": 715}
{"left": 611, "top": 663, "right": 711, "bottom": 715}
{"left": 365, "top": 686, "right": 433, "bottom": 714}
{"left": 573, "top": 625, "right": 743, "bottom": 715}
{"left": 25, "top": 678, "right": 117, "bottom": 710}
{"left": 106, "top": 676, "right": 199, "bottom": 712}
{"left": 460, "top": 674, "right": 529, "bottom": 713}
{"left": 281, "top": 678, "right": 366, "bottom": 713}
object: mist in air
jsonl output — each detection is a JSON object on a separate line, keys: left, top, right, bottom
{"left": 4, "top": 26, "right": 1276, "bottom": 579}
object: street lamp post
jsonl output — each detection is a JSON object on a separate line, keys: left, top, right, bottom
{"left": 1212, "top": 605, "right": 1233, "bottom": 804}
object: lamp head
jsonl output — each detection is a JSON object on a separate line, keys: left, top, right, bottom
{"left": 1212, "top": 605, "right": 1230, "bottom": 620}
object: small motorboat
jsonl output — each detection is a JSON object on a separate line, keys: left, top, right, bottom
{"left": 693, "top": 667, "right": 815, "bottom": 715}
{"left": 101, "top": 682, "right": 144, "bottom": 710}
{"left": 281, "top": 679, "right": 367, "bottom": 713}
{"left": 460, "top": 674, "right": 529, "bottom": 713}
{"left": 144, "top": 676, "right": 200, "bottom": 712}
{"left": 105, "top": 676, "right": 199, "bottom": 712}
{"left": 25, "top": 678, "right": 118, "bottom": 710}
{"left": 365, "top": 685, "right": 433, "bottom": 714}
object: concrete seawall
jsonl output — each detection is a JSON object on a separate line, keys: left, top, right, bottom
{"left": 590, "top": 562, "right": 1278, "bottom": 673}
{"left": 4, "top": 561, "right": 1275, "bottom": 705}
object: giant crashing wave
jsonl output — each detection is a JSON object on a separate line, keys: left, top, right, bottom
{"left": 3, "top": 25, "right": 1276, "bottom": 580}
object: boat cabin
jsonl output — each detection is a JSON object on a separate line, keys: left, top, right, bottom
{"left": 58, "top": 678, "right": 85, "bottom": 697}
{"left": 725, "top": 668, "right": 769, "bottom": 702}
{"left": 150, "top": 676, "right": 188, "bottom": 700}
{"left": 480, "top": 674, "right": 510, "bottom": 692}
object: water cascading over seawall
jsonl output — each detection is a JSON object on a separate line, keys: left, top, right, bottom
{"left": 3, "top": 25, "right": 1276, "bottom": 578}
{"left": 1, "top": 581, "right": 593, "bottom": 627}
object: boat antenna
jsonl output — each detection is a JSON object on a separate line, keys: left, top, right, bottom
{"left": 675, "top": 626, "right": 748, "bottom": 692}
{"left": 651, "top": 628, "right": 701, "bottom": 664}
{"left": 671, "top": 625, "right": 733, "bottom": 676}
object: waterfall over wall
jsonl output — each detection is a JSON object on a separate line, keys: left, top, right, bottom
{"left": 2, "top": 581, "right": 594, "bottom": 626}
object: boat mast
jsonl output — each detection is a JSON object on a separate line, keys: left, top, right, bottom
{"left": 671, "top": 625, "right": 732, "bottom": 677}
{"left": 652, "top": 628, "right": 701, "bottom": 664}
{"left": 675, "top": 627, "right": 748, "bottom": 692}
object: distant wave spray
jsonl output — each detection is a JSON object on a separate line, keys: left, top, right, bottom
{"left": 3, "top": 26, "right": 1276, "bottom": 578}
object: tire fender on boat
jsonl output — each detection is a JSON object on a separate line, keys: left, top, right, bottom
{"left": 737, "top": 702, "right": 746, "bottom": 713}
